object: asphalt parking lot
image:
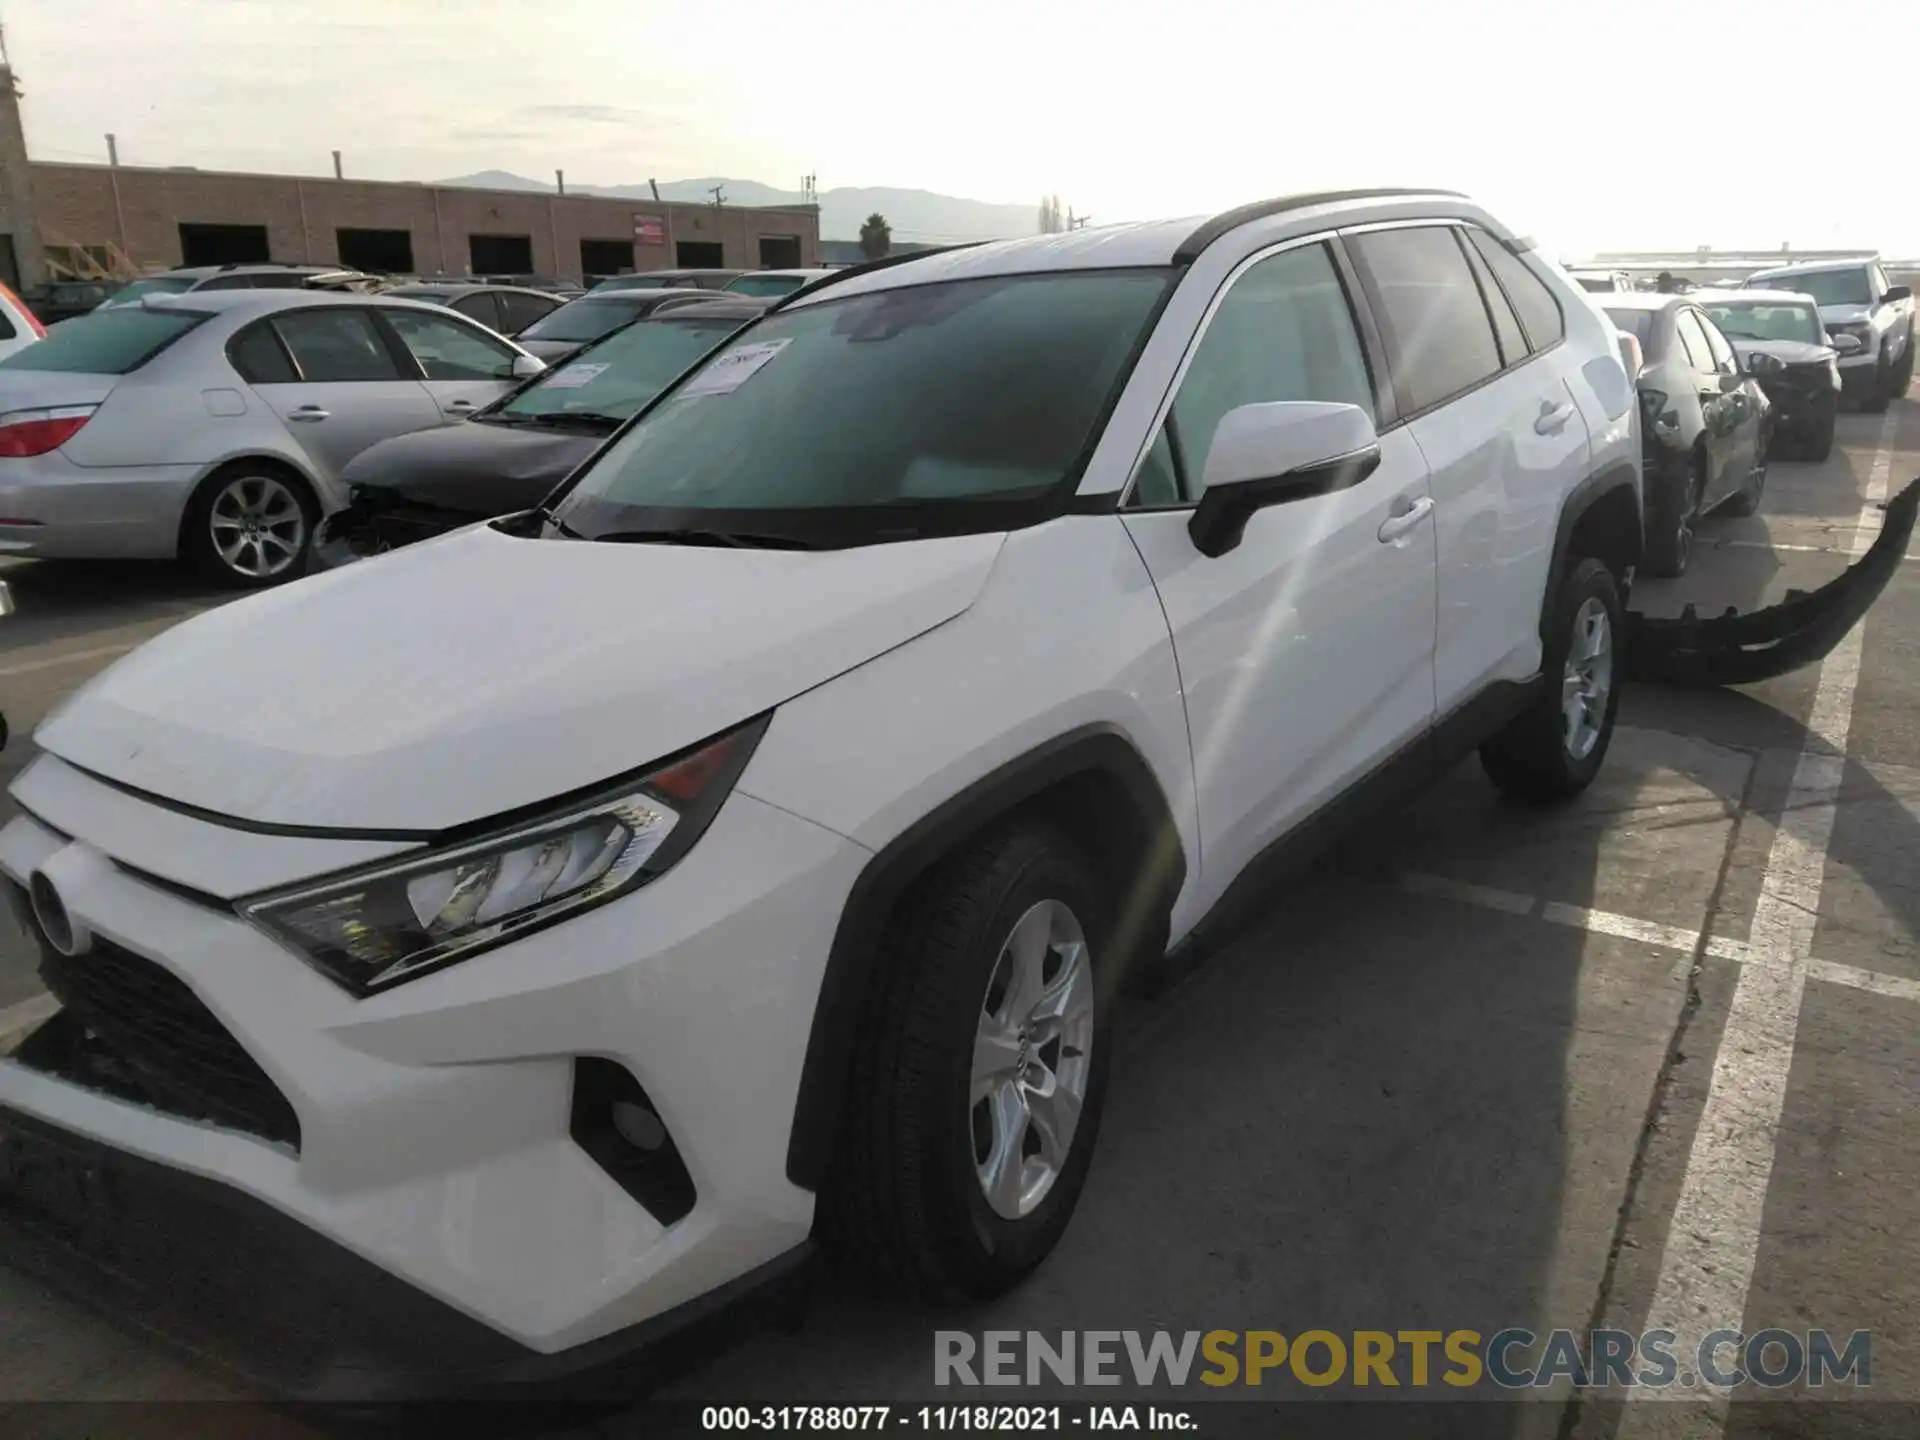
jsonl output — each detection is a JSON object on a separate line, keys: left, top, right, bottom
{"left": 0, "top": 390, "right": 1917, "bottom": 1440}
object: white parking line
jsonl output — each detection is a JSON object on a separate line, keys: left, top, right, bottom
{"left": 1392, "top": 871, "right": 1915, "bottom": 1006}
{"left": 0, "top": 640, "right": 141, "bottom": 678}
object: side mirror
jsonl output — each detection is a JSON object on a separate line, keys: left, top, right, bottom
{"left": 1884, "top": 284, "right": 1912, "bottom": 305}
{"left": 1188, "top": 402, "right": 1381, "bottom": 558}
{"left": 1743, "top": 351, "right": 1787, "bottom": 378}
{"left": 1830, "top": 332, "right": 1863, "bottom": 355}
{"left": 510, "top": 353, "right": 546, "bottom": 379}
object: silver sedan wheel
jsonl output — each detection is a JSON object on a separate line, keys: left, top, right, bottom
{"left": 209, "top": 474, "right": 306, "bottom": 579}
{"left": 1562, "top": 596, "right": 1614, "bottom": 761}
{"left": 971, "top": 898, "right": 1095, "bottom": 1220}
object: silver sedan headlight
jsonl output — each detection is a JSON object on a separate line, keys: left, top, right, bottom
{"left": 239, "top": 716, "right": 767, "bottom": 996}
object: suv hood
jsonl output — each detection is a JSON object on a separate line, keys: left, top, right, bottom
{"left": 36, "top": 524, "right": 1007, "bottom": 832}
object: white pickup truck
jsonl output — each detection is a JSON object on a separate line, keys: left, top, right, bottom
{"left": 1745, "top": 256, "right": 1915, "bottom": 412}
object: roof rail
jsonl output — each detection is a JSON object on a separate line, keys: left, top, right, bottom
{"left": 1171, "top": 187, "right": 1471, "bottom": 264}
{"left": 766, "top": 242, "right": 989, "bottom": 313}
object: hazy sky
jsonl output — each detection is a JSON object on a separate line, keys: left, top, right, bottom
{"left": 6, "top": 0, "right": 1912, "bottom": 260}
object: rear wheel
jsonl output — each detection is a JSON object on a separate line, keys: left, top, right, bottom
{"left": 1642, "top": 454, "right": 1702, "bottom": 578}
{"left": 820, "top": 820, "right": 1113, "bottom": 1298}
{"left": 1480, "top": 557, "right": 1623, "bottom": 805}
{"left": 1893, "top": 338, "right": 1916, "bottom": 399}
{"left": 1723, "top": 442, "right": 1768, "bottom": 517}
{"left": 182, "top": 466, "right": 317, "bottom": 588}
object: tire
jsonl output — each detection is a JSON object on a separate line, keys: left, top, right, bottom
{"left": 181, "top": 464, "right": 319, "bottom": 588}
{"left": 1894, "top": 337, "right": 1916, "bottom": 399}
{"left": 820, "top": 820, "right": 1113, "bottom": 1299}
{"left": 1860, "top": 352, "right": 1893, "bottom": 413}
{"left": 1800, "top": 395, "right": 1837, "bottom": 463}
{"left": 1642, "top": 454, "right": 1702, "bottom": 578}
{"left": 1722, "top": 441, "right": 1768, "bottom": 517}
{"left": 1480, "top": 557, "right": 1624, "bottom": 805}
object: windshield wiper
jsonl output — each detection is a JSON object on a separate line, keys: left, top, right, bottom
{"left": 583, "top": 527, "right": 825, "bottom": 550}
{"left": 521, "top": 410, "right": 628, "bottom": 429}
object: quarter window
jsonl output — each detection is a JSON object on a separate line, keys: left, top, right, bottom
{"left": 228, "top": 321, "right": 299, "bottom": 384}
{"left": 499, "top": 291, "right": 559, "bottom": 334}
{"left": 1351, "top": 225, "right": 1501, "bottom": 415}
{"left": 452, "top": 291, "right": 502, "bottom": 329}
{"left": 270, "top": 309, "right": 403, "bottom": 382}
{"left": 1464, "top": 229, "right": 1566, "bottom": 351}
{"left": 1134, "top": 241, "right": 1374, "bottom": 504}
{"left": 383, "top": 308, "right": 518, "bottom": 381}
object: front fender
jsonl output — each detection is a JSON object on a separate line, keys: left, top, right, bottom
{"left": 1625, "top": 476, "right": 1919, "bottom": 685}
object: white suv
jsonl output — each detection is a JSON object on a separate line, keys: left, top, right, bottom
{"left": 0, "top": 189, "right": 1642, "bottom": 1397}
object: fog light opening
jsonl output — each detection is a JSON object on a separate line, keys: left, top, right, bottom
{"left": 570, "top": 1057, "right": 697, "bottom": 1226}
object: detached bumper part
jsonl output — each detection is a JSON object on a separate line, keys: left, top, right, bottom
{"left": 1626, "top": 476, "right": 1919, "bottom": 686}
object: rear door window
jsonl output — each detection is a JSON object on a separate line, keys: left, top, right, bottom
{"left": 1458, "top": 231, "right": 1529, "bottom": 367}
{"left": 1349, "top": 224, "right": 1502, "bottom": 415}
{"left": 1698, "top": 314, "right": 1737, "bottom": 374}
{"left": 270, "top": 308, "right": 404, "bottom": 381}
{"left": 452, "top": 291, "right": 503, "bottom": 329}
{"left": 498, "top": 291, "right": 559, "bottom": 333}
{"left": 0, "top": 308, "right": 204, "bottom": 373}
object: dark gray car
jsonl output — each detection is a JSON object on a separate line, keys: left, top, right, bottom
{"left": 313, "top": 297, "right": 768, "bottom": 566}
{"left": 513, "top": 288, "right": 722, "bottom": 362}
{"left": 377, "top": 283, "right": 564, "bottom": 338}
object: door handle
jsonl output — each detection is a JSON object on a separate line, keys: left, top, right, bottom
{"left": 445, "top": 399, "right": 476, "bottom": 414}
{"left": 1377, "top": 495, "right": 1434, "bottom": 543}
{"left": 288, "top": 406, "right": 329, "bottom": 422}
{"left": 1534, "top": 400, "right": 1575, "bottom": 435}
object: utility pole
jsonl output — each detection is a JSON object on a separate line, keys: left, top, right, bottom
{"left": 331, "top": 149, "right": 342, "bottom": 180}
{"left": 106, "top": 133, "right": 128, "bottom": 263}
{"left": 708, "top": 184, "right": 726, "bottom": 207}
{"left": 555, "top": 168, "right": 566, "bottom": 196}
{"left": 648, "top": 178, "right": 660, "bottom": 201}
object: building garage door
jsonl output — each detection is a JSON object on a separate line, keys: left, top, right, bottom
{"left": 758, "top": 235, "right": 801, "bottom": 269}
{"left": 581, "top": 238, "right": 634, "bottom": 279}
{"left": 470, "top": 234, "right": 532, "bottom": 274}
{"left": 337, "top": 228, "right": 414, "bottom": 274}
{"left": 179, "top": 223, "right": 270, "bottom": 266}
{"left": 675, "top": 240, "right": 723, "bottom": 268}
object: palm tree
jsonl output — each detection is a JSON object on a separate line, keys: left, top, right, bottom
{"left": 859, "top": 213, "right": 892, "bottom": 261}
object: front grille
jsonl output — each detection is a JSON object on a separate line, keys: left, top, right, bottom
{"left": 12, "top": 892, "right": 300, "bottom": 1149}
{"left": 335, "top": 504, "right": 467, "bottom": 557}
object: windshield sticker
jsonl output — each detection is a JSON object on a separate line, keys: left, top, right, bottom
{"left": 675, "top": 338, "right": 791, "bottom": 398}
{"left": 543, "top": 362, "right": 609, "bottom": 389}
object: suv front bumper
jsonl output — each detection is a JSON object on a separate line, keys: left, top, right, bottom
{"left": 0, "top": 769, "right": 867, "bottom": 1391}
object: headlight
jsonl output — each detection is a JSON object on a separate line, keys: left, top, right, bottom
{"left": 239, "top": 716, "right": 767, "bottom": 996}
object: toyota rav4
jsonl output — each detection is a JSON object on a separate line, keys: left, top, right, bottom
{"left": 0, "top": 189, "right": 1643, "bottom": 1399}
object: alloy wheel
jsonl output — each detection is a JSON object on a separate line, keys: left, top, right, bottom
{"left": 209, "top": 475, "right": 307, "bottom": 580}
{"left": 1561, "top": 596, "right": 1613, "bottom": 761}
{"left": 971, "top": 898, "right": 1095, "bottom": 1220}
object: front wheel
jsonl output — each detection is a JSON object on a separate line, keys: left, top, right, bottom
{"left": 1480, "top": 557, "right": 1624, "bottom": 805}
{"left": 1800, "top": 395, "right": 1837, "bottom": 463}
{"left": 820, "top": 820, "right": 1113, "bottom": 1298}
{"left": 1860, "top": 353, "right": 1894, "bottom": 413}
{"left": 1893, "top": 336, "right": 1915, "bottom": 398}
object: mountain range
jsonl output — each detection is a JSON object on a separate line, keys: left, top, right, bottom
{"left": 438, "top": 171, "right": 1037, "bottom": 243}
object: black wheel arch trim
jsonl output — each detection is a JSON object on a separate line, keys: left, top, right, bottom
{"left": 784, "top": 723, "right": 1186, "bottom": 1192}
{"left": 1541, "top": 459, "right": 1642, "bottom": 642}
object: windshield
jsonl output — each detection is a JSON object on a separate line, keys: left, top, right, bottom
{"left": 501, "top": 314, "right": 747, "bottom": 421}
{"left": 725, "top": 273, "right": 810, "bottom": 297}
{"left": 0, "top": 308, "right": 204, "bottom": 373}
{"left": 518, "top": 297, "right": 646, "bottom": 344}
{"left": 1748, "top": 269, "right": 1871, "bottom": 307}
{"left": 1701, "top": 301, "right": 1823, "bottom": 346}
{"left": 553, "top": 268, "right": 1173, "bottom": 542}
{"left": 96, "top": 276, "right": 198, "bottom": 308}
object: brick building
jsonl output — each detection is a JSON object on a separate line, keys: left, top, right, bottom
{"left": 0, "top": 68, "right": 818, "bottom": 288}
